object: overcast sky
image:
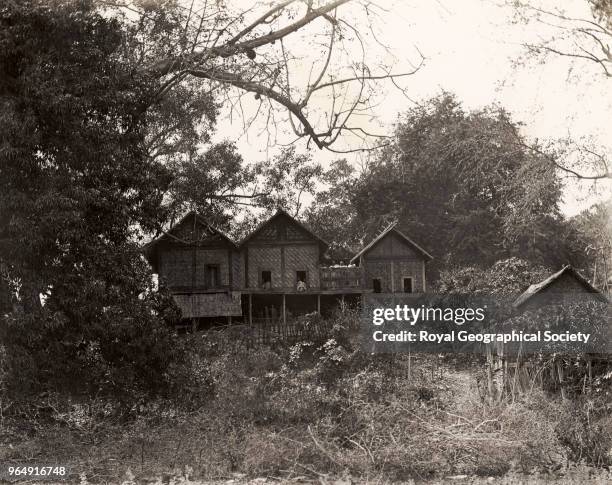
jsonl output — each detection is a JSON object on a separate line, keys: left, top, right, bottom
{"left": 213, "top": 0, "right": 611, "bottom": 216}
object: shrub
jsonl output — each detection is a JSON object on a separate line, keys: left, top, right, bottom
{"left": 555, "top": 397, "right": 612, "bottom": 467}
{"left": 1, "top": 273, "right": 183, "bottom": 409}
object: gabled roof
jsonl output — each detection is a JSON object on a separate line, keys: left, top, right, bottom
{"left": 143, "top": 211, "right": 237, "bottom": 261}
{"left": 239, "top": 208, "right": 329, "bottom": 249}
{"left": 350, "top": 223, "right": 433, "bottom": 264}
{"left": 513, "top": 265, "right": 608, "bottom": 308}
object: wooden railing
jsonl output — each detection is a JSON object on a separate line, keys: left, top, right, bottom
{"left": 320, "top": 266, "right": 362, "bottom": 289}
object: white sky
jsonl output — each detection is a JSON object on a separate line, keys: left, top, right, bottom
{"left": 212, "top": 0, "right": 612, "bottom": 216}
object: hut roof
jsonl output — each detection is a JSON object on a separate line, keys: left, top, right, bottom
{"left": 238, "top": 208, "right": 329, "bottom": 249}
{"left": 143, "top": 211, "right": 237, "bottom": 262}
{"left": 513, "top": 265, "right": 607, "bottom": 308}
{"left": 350, "top": 223, "right": 433, "bottom": 264}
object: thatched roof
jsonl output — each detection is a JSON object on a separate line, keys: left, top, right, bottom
{"left": 513, "top": 265, "right": 607, "bottom": 308}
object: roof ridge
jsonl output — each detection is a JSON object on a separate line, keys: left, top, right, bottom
{"left": 513, "top": 265, "right": 606, "bottom": 308}
{"left": 143, "top": 211, "right": 237, "bottom": 252}
{"left": 350, "top": 223, "right": 433, "bottom": 263}
{"left": 238, "top": 208, "right": 329, "bottom": 248}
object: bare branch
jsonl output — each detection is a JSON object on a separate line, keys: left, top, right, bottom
{"left": 148, "top": 0, "right": 351, "bottom": 76}
{"left": 513, "top": 1, "right": 612, "bottom": 78}
{"left": 117, "top": 0, "right": 422, "bottom": 151}
{"left": 506, "top": 126, "right": 611, "bottom": 180}
{"left": 227, "top": 0, "right": 297, "bottom": 45}
{"left": 311, "top": 64, "right": 424, "bottom": 92}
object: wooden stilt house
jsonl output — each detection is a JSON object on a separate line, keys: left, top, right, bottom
{"left": 143, "top": 210, "right": 433, "bottom": 325}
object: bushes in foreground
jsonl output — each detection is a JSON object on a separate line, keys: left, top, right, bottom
{"left": 0, "top": 275, "right": 184, "bottom": 414}
{"left": 4, "top": 346, "right": 611, "bottom": 482}
{"left": 1, "top": 309, "right": 611, "bottom": 482}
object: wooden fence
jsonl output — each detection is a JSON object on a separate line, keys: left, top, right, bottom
{"left": 195, "top": 314, "right": 345, "bottom": 354}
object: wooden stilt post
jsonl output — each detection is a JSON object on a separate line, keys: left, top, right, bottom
{"left": 556, "top": 358, "right": 566, "bottom": 400}
{"left": 248, "top": 293, "right": 253, "bottom": 325}
{"left": 408, "top": 351, "right": 411, "bottom": 380}
{"left": 282, "top": 293, "right": 286, "bottom": 325}
{"left": 317, "top": 293, "right": 321, "bottom": 314}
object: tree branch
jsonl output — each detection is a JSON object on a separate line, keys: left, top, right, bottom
{"left": 148, "top": 0, "right": 351, "bottom": 76}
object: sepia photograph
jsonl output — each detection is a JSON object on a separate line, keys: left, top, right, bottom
{"left": 0, "top": 0, "right": 611, "bottom": 483}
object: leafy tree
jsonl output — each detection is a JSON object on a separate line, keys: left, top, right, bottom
{"left": 0, "top": 0, "right": 182, "bottom": 400}
{"left": 249, "top": 147, "right": 323, "bottom": 218}
{"left": 165, "top": 141, "right": 253, "bottom": 228}
{"left": 592, "top": 0, "right": 612, "bottom": 24}
{"left": 566, "top": 200, "right": 612, "bottom": 290}
{"left": 308, "top": 94, "right": 569, "bottom": 277}
{"left": 163, "top": 144, "right": 323, "bottom": 240}
{"left": 2, "top": 0, "right": 388, "bottom": 400}
{"left": 304, "top": 159, "right": 361, "bottom": 261}
{"left": 436, "top": 258, "right": 552, "bottom": 296}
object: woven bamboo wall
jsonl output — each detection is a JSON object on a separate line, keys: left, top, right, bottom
{"left": 363, "top": 261, "right": 392, "bottom": 292}
{"left": 247, "top": 246, "right": 282, "bottom": 288}
{"left": 394, "top": 260, "right": 425, "bottom": 292}
{"left": 284, "top": 245, "right": 319, "bottom": 288}
{"left": 195, "top": 248, "right": 230, "bottom": 286}
{"left": 158, "top": 247, "right": 233, "bottom": 288}
{"left": 173, "top": 292, "right": 242, "bottom": 318}
{"left": 232, "top": 251, "right": 243, "bottom": 290}
{"left": 363, "top": 259, "right": 425, "bottom": 292}
{"left": 159, "top": 248, "right": 192, "bottom": 287}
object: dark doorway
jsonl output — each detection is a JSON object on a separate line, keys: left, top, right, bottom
{"left": 206, "top": 265, "right": 220, "bottom": 288}
{"left": 372, "top": 278, "right": 382, "bottom": 293}
{"left": 403, "top": 277, "right": 413, "bottom": 293}
{"left": 261, "top": 270, "right": 272, "bottom": 288}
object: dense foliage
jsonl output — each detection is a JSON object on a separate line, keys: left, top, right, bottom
{"left": 566, "top": 200, "right": 612, "bottom": 290}
{"left": 0, "top": 0, "right": 182, "bottom": 400}
{"left": 437, "top": 258, "right": 552, "bottom": 296}
{"left": 306, "top": 94, "right": 577, "bottom": 276}
{"left": 0, "top": 0, "right": 341, "bottom": 402}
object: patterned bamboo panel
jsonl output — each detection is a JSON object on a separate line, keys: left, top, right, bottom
{"left": 364, "top": 261, "right": 392, "bottom": 292}
{"left": 284, "top": 245, "right": 319, "bottom": 287}
{"left": 173, "top": 292, "right": 242, "bottom": 318}
{"left": 394, "top": 260, "right": 424, "bottom": 292}
{"left": 159, "top": 248, "right": 193, "bottom": 286}
{"left": 195, "top": 249, "right": 230, "bottom": 286}
{"left": 231, "top": 251, "right": 243, "bottom": 290}
{"left": 247, "top": 247, "right": 282, "bottom": 288}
